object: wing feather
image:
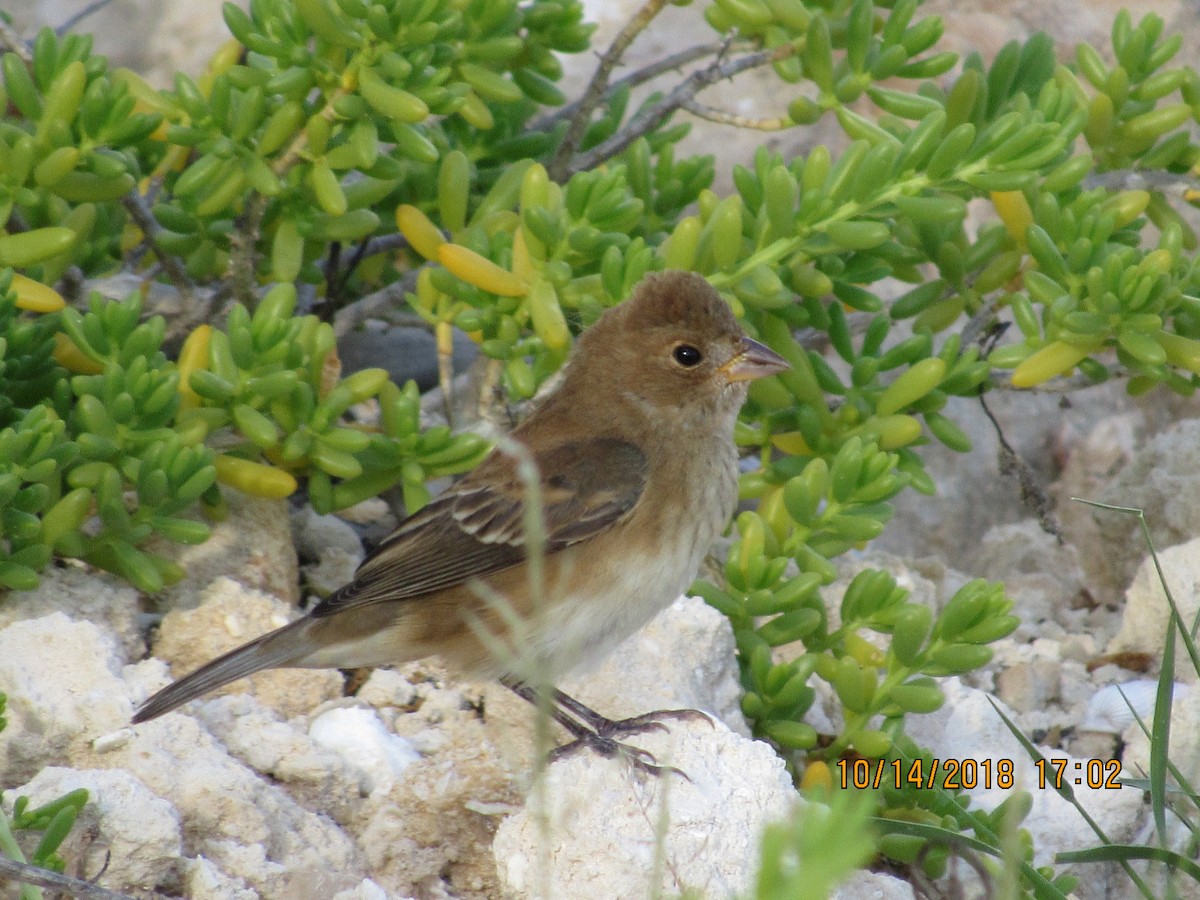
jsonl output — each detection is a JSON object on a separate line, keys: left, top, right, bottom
{"left": 309, "top": 437, "right": 646, "bottom": 617}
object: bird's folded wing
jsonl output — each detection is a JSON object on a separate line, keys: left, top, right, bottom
{"left": 309, "top": 436, "right": 647, "bottom": 616}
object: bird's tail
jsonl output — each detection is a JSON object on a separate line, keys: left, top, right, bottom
{"left": 132, "top": 617, "right": 317, "bottom": 723}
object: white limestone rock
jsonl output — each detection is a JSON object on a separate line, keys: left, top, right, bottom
{"left": 0, "top": 564, "right": 143, "bottom": 658}
{"left": 973, "top": 519, "right": 1089, "bottom": 634}
{"left": 184, "top": 855, "right": 259, "bottom": 900}
{"left": 1093, "top": 419, "right": 1200, "bottom": 595}
{"left": 109, "top": 713, "right": 367, "bottom": 898}
{"left": 355, "top": 667, "right": 420, "bottom": 712}
{"left": 1108, "top": 537, "right": 1200, "bottom": 676}
{"left": 0, "top": 613, "right": 132, "bottom": 782}
{"left": 291, "top": 505, "right": 366, "bottom": 561}
{"left": 481, "top": 593, "right": 752, "bottom": 778}
{"left": 356, "top": 743, "right": 519, "bottom": 898}
{"left": 192, "top": 695, "right": 364, "bottom": 822}
{"left": 309, "top": 705, "right": 422, "bottom": 795}
{"left": 493, "top": 717, "right": 795, "bottom": 899}
{"left": 291, "top": 505, "right": 365, "bottom": 597}
{"left": 831, "top": 870, "right": 917, "bottom": 900}
{"left": 332, "top": 879, "right": 411, "bottom": 900}
{"left": 147, "top": 490, "right": 301, "bottom": 608}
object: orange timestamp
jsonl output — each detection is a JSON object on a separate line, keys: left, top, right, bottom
{"left": 837, "top": 757, "right": 1016, "bottom": 790}
{"left": 836, "top": 756, "right": 1126, "bottom": 791}
{"left": 1034, "top": 757, "right": 1123, "bottom": 790}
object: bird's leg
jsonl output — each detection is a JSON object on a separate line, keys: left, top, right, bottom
{"left": 502, "top": 677, "right": 595, "bottom": 741}
{"left": 502, "top": 678, "right": 699, "bottom": 778}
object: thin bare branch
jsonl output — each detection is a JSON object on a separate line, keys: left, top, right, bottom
{"left": 55, "top": 0, "right": 119, "bottom": 36}
{"left": 529, "top": 41, "right": 737, "bottom": 136}
{"left": 680, "top": 97, "right": 791, "bottom": 130}
{"left": 120, "top": 191, "right": 196, "bottom": 303}
{"left": 323, "top": 232, "right": 411, "bottom": 317}
{"left": 320, "top": 240, "right": 344, "bottom": 320}
{"left": 230, "top": 193, "right": 269, "bottom": 308}
{"left": 960, "top": 292, "right": 1002, "bottom": 350}
{"left": 611, "top": 41, "right": 740, "bottom": 95}
{"left": 1083, "top": 169, "right": 1200, "bottom": 194}
{"left": 332, "top": 266, "right": 423, "bottom": 337}
{"left": 0, "top": 855, "right": 162, "bottom": 900}
{"left": 356, "top": 232, "right": 410, "bottom": 259}
{"left": 548, "top": 0, "right": 673, "bottom": 181}
{"left": 979, "top": 391, "right": 1062, "bottom": 541}
{"left": 0, "top": 18, "right": 31, "bottom": 61}
{"left": 566, "top": 44, "right": 794, "bottom": 176}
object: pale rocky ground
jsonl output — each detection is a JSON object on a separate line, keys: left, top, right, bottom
{"left": 5, "top": 0, "right": 1200, "bottom": 898}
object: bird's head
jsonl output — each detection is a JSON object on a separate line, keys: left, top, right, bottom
{"left": 565, "top": 270, "right": 789, "bottom": 426}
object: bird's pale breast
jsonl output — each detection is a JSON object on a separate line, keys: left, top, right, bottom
{"left": 503, "top": 428, "right": 740, "bottom": 681}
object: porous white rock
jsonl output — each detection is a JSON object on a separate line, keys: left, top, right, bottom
{"left": 309, "top": 706, "right": 422, "bottom": 795}
{"left": 110, "top": 714, "right": 368, "bottom": 897}
{"left": 831, "top": 869, "right": 917, "bottom": 899}
{"left": 185, "top": 855, "right": 258, "bottom": 900}
{"left": 481, "top": 594, "right": 753, "bottom": 776}
{"left": 994, "top": 657, "right": 1063, "bottom": 713}
{"left": 0, "top": 613, "right": 132, "bottom": 781}
{"left": 355, "top": 667, "right": 420, "bottom": 711}
{"left": 1051, "top": 409, "right": 1177, "bottom": 610}
{"left": 292, "top": 505, "right": 366, "bottom": 596}
{"left": 1108, "top": 537, "right": 1200, "bottom": 675}
{"left": 192, "top": 695, "right": 364, "bottom": 820}
{"left": 336, "top": 496, "right": 397, "bottom": 529}
{"left": 987, "top": 627, "right": 1112, "bottom": 745}
{"left": 292, "top": 505, "right": 367, "bottom": 561}
{"left": 1079, "top": 680, "right": 1189, "bottom": 734}
{"left": 0, "top": 564, "right": 142, "bottom": 658}
{"left": 5, "top": 767, "right": 182, "bottom": 893}
{"left": 147, "top": 489, "right": 300, "bottom": 607}
{"left": 301, "top": 545, "right": 362, "bottom": 598}
{"left": 974, "top": 519, "right": 1089, "bottom": 636}
{"left": 493, "top": 717, "right": 795, "bottom": 899}
{"left": 332, "top": 879, "right": 410, "bottom": 900}
{"left": 356, "top": 741, "right": 519, "bottom": 897}
{"left": 1092, "top": 419, "right": 1200, "bottom": 594}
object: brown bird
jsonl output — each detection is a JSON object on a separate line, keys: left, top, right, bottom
{"left": 133, "top": 270, "right": 788, "bottom": 769}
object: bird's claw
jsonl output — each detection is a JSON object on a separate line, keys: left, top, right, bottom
{"left": 546, "top": 708, "right": 709, "bottom": 779}
{"left": 596, "top": 707, "right": 712, "bottom": 739}
{"left": 548, "top": 732, "right": 690, "bottom": 780}
{"left": 505, "top": 683, "right": 708, "bottom": 779}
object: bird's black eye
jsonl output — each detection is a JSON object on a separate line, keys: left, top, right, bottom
{"left": 673, "top": 344, "right": 703, "bottom": 367}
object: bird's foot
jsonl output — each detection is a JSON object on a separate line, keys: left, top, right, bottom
{"left": 501, "top": 681, "right": 709, "bottom": 778}
{"left": 547, "top": 707, "right": 711, "bottom": 778}
{"left": 547, "top": 731, "right": 689, "bottom": 779}
{"left": 592, "top": 707, "right": 713, "bottom": 740}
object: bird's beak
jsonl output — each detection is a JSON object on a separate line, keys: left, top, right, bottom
{"left": 719, "top": 337, "right": 790, "bottom": 383}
